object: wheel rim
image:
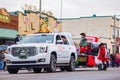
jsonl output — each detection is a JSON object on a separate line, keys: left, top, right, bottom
{"left": 71, "top": 56, "right": 75, "bottom": 70}
{"left": 51, "top": 55, "right": 57, "bottom": 71}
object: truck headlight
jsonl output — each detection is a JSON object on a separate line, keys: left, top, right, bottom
{"left": 40, "top": 46, "right": 47, "bottom": 53}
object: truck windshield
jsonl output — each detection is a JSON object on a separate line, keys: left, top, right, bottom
{"left": 20, "top": 35, "right": 54, "bottom": 43}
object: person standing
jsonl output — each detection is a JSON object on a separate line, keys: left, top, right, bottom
{"left": 79, "top": 33, "right": 87, "bottom": 54}
{"left": 3, "top": 46, "right": 7, "bottom": 71}
{"left": 109, "top": 54, "right": 115, "bottom": 67}
{"left": 97, "top": 43, "right": 108, "bottom": 70}
{"left": 0, "top": 47, "right": 5, "bottom": 71}
{"left": 15, "top": 33, "right": 22, "bottom": 44}
{"left": 98, "top": 43, "right": 108, "bottom": 62}
{"left": 114, "top": 51, "right": 120, "bottom": 67}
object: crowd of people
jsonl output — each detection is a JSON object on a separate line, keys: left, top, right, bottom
{"left": 108, "top": 51, "right": 120, "bottom": 67}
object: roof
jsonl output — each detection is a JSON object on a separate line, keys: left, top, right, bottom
{"left": 28, "top": 32, "right": 72, "bottom": 37}
{"left": 0, "top": 28, "right": 18, "bottom": 39}
{"left": 9, "top": 12, "right": 18, "bottom": 16}
{"left": 80, "top": 15, "right": 113, "bottom": 18}
{"left": 57, "top": 15, "right": 113, "bottom": 20}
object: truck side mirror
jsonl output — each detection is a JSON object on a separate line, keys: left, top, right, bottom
{"left": 16, "top": 42, "right": 20, "bottom": 44}
{"left": 56, "top": 40, "right": 63, "bottom": 44}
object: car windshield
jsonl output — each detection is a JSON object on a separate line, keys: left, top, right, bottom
{"left": 20, "top": 34, "right": 54, "bottom": 43}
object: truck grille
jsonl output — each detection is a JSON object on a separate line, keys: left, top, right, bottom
{"left": 11, "top": 47, "right": 37, "bottom": 57}
{"left": 12, "top": 61, "right": 37, "bottom": 64}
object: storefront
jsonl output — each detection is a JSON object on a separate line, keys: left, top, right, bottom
{"left": 0, "top": 8, "right": 18, "bottom": 45}
{"left": 0, "top": 28, "right": 18, "bottom": 45}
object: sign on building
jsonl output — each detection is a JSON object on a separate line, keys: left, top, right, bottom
{"left": 0, "top": 8, "right": 11, "bottom": 23}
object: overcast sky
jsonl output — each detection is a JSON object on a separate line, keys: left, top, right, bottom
{"left": 0, "top": 0, "right": 120, "bottom": 18}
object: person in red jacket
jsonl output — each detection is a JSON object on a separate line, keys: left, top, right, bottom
{"left": 97, "top": 43, "right": 108, "bottom": 62}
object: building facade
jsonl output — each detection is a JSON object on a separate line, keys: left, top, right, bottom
{"left": 18, "top": 10, "right": 62, "bottom": 35}
{"left": 62, "top": 15, "right": 120, "bottom": 54}
{"left": 0, "top": 8, "right": 62, "bottom": 45}
{"left": 0, "top": 8, "right": 18, "bottom": 45}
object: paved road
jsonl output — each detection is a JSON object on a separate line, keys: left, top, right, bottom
{"left": 0, "top": 68, "right": 120, "bottom": 80}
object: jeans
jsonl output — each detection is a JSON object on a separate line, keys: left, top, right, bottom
{"left": 0, "top": 60, "right": 4, "bottom": 70}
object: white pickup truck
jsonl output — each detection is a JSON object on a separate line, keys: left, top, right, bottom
{"left": 6, "top": 32, "right": 77, "bottom": 74}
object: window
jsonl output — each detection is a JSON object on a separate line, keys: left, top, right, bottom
{"left": 116, "top": 29, "right": 119, "bottom": 38}
{"left": 61, "top": 35, "right": 69, "bottom": 45}
{"left": 20, "top": 35, "right": 54, "bottom": 43}
{"left": 56, "top": 35, "right": 62, "bottom": 44}
{"left": 112, "top": 28, "right": 115, "bottom": 38}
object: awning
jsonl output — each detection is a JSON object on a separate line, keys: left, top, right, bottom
{"left": 0, "top": 28, "right": 18, "bottom": 39}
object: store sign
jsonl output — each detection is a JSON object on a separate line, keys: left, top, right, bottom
{"left": 0, "top": 8, "right": 11, "bottom": 23}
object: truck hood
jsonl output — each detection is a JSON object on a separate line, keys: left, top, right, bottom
{"left": 10, "top": 43, "right": 51, "bottom": 47}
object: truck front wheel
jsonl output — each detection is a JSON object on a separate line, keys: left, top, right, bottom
{"left": 7, "top": 67, "right": 19, "bottom": 74}
{"left": 47, "top": 54, "right": 57, "bottom": 72}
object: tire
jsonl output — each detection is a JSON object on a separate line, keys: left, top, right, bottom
{"left": 103, "top": 64, "right": 107, "bottom": 71}
{"left": 47, "top": 54, "right": 57, "bottom": 72}
{"left": 7, "top": 67, "right": 19, "bottom": 74}
{"left": 33, "top": 68, "right": 42, "bottom": 73}
{"left": 98, "top": 62, "right": 107, "bottom": 71}
{"left": 60, "top": 67, "right": 65, "bottom": 71}
{"left": 66, "top": 55, "right": 75, "bottom": 71}
{"left": 98, "top": 64, "right": 103, "bottom": 71}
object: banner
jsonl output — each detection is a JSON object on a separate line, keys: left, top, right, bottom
{"left": 0, "top": 8, "right": 11, "bottom": 23}
{"left": 86, "top": 36, "right": 98, "bottom": 42}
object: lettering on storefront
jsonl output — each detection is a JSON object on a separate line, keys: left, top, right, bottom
{"left": 0, "top": 8, "right": 11, "bottom": 23}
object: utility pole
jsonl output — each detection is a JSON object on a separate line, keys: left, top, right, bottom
{"left": 39, "top": 0, "right": 41, "bottom": 17}
{"left": 39, "top": 0, "right": 42, "bottom": 32}
{"left": 60, "top": 0, "right": 62, "bottom": 20}
{"left": 114, "top": 15, "right": 116, "bottom": 53}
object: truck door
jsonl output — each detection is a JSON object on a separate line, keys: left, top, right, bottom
{"left": 60, "top": 35, "right": 70, "bottom": 63}
{"left": 56, "top": 35, "right": 63, "bottom": 63}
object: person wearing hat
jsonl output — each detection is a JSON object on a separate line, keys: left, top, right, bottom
{"left": 0, "top": 46, "right": 6, "bottom": 71}
{"left": 15, "top": 33, "right": 22, "bottom": 44}
{"left": 79, "top": 33, "right": 87, "bottom": 54}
